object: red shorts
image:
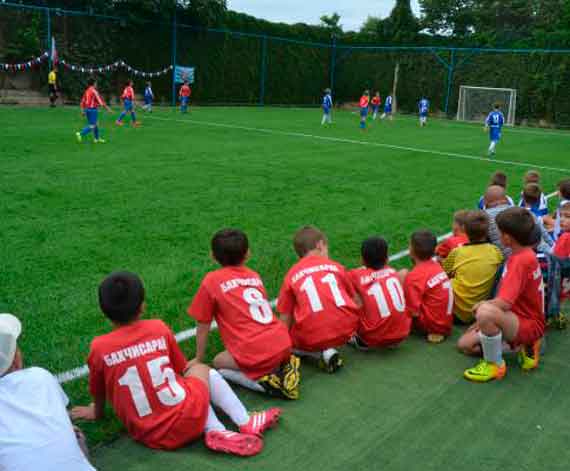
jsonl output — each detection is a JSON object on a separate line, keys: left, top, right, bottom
{"left": 162, "top": 376, "right": 210, "bottom": 450}
{"left": 413, "top": 314, "right": 452, "bottom": 336}
{"left": 236, "top": 347, "right": 292, "bottom": 380}
{"left": 512, "top": 316, "right": 545, "bottom": 347}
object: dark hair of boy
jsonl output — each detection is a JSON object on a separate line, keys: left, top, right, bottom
{"left": 490, "top": 171, "right": 507, "bottom": 188}
{"left": 361, "top": 237, "right": 388, "bottom": 270}
{"left": 561, "top": 201, "right": 570, "bottom": 213}
{"left": 522, "top": 183, "right": 542, "bottom": 207}
{"left": 465, "top": 211, "right": 489, "bottom": 242}
{"left": 293, "top": 226, "right": 327, "bottom": 258}
{"left": 87, "top": 78, "right": 96, "bottom": 86}
{"left": 559, "top": 179, "right": 570, "bottom": 200}
{"left": 411, "top": 230, "right": 437, "bottom": 261}
{"left": 99, "top": 271, "right": 145, "bottom": 324}
{"left": 453, "top": 210, "right": 470, "bottom": 228}
{"left": 496, "top": 207, "right": 536, "bottom": 246}
{"left": 211, "top": 229, "right": 249, "bottom": 267}
{"left": 524, "top": 170, "right": 540, "bottom": 184}
{"left": 494, "top": 102, "right": 501, "bottom": 109}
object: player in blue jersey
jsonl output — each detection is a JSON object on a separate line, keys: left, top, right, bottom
{"left": 418, "top": 97, "right": 429, "bottom": 127}
{"left": 142, "top": 81, "right": 154, "bottom": 113}
{"left": 321, "top": 88, "right": 333, "bottom": 125}
{"left": 485, "top": 103, "right": 505, "bottom": 157}
{"left": 381, "top": 95, "right": 393, "bottom": 120}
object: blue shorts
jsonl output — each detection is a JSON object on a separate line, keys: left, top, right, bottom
{"left": 123, "top": 99, "right": 133, "bottom": 111}
{"left": 181, "top": 97, "right": 189, "bottom": 106}
{"left": 144, "top": 97, "right": 152, "bottom": 105}
{"left": 372, "top": 105, "right": 379, "bottom": 113}
{"left": 360, "top": 108, "right": 369, "bottom": 118}
{"left": 323, "top": 106, "right": 331, "bottom": 115}
{"left": 419, "top": 111, "right": 428, "bottom": 118}
{"left": 490, "top": 129, "right": 502, "bottom": 142}
{"left": 85, "top": 108, "right": 98, "bottom": 126}
{"left": 384, "top": 107, "right": 392, "bottom": 114}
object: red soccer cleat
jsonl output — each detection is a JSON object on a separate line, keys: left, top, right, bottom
{"left": 239, "top": 408, "right": 282, "bottom": 437}
{"left": 204, "top": 430, "right": 263, "bottom": 457}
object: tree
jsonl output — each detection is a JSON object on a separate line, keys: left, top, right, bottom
{"left": 360, "top": 16, "right": 383, "bottom": 37}
{"left": 320, "top": 12, "right": 343, "bottom": 36}
{"left": 384, "top": 0, "right": 420, "bottom": 42}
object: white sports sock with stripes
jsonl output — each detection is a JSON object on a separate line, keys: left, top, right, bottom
{"left": 204, "top": 405, "right": 226, "bottom": 432}
{"left": 209, "top": 369, "right": 250, "bottom": 426}
{"left": 218, "top": 368, "right": 265, "bottom": 393}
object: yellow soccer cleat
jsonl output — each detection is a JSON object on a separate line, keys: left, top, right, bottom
{"left": 464, "top": 360, "right": 507, "bottom": 382}
{"left": 427, "top": 333, "right": 445, "bottom": 344}
{"left": 279, "top": 355, "right": 301, "bottom": 400}
{"left": 258, "top": 373, "right": 286, "bottom": 399}
{"left": 518, "top": 339, "right": 542, "bottom": 371}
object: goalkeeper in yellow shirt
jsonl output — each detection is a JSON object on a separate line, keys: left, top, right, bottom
{"left": 48, "top": 68, "right": 58, "bottom": 107}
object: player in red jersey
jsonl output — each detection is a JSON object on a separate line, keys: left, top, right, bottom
{"left": 348, "top": 237, "right": 411, "bottom": 350}
{"left": 359, "top": 90, "right": 370, "bottom": 130}
{"left": 116, "top": 80, "right": 138, "bottom": 127}
{"left": 553, "top": 202, "right": 570, "bottom": 300}
{"left": 400, "top": 230, "right": 454, "bottom": 343}
{"left": 71, "top": 272, "right": 280, "bottom": 457}
{"left": 188, "top": 228, "right": 299, "bottom": 400}
{"left": 370, "top": 92, "right": 382, "bottom": 120}
{"left": 461, "top": 208, "right": 546, "bottom": 382}
{"left": 179, "top": 81, "right": 191, "bottom": 113}
{"left": 435, "top": 210, "right": 469, "bottom": 260}
{"left": 277, "top": 226, "right": 359, "bottom": 373}
{"left": 75, "top": 78, "right": 111, "bottom": 144}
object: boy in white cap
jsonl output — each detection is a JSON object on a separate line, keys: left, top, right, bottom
{"left": 0, "top": 313, "right": 95, "bottom": 471}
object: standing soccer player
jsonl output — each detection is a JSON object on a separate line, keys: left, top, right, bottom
{"left": 381, "top": 94, "right": 393, "bottom": 120}
{"left": 371, "top": 92, "right": 381, "bottom": 120}
{"left": 485, "top": 103, "right": 505, "bottom": 157}
{"left": 116, "top": 80, "right": 138, "bottom": 127}
{"left": 419, "top": 97, "right": 429, "bottom": 127}
{"left": 48, "top": 67, "right": 58, "bottom": 108}
{"left": 142, "top": 81, "right": 154, "bottom": 113}
{"left": 179, "top": 81, "right": 191, "bottom": 113}
{"left": 76, "top": 78, "right": 111, "bottom": 144}
{"left": 321, "top": 88, "right": 333, "bottom": 125}
{"left": 359, "top": 90, "right": 370, "bottom": 130}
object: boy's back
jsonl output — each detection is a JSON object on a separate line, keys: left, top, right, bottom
{"left": 277, "top": 254, "right": 359, "bottom": 351}
{"left": 88, "top": 319, "right": 208, "bottom": 449}
{"left": 348, "top": 266, "right": 411, "bottom": 346}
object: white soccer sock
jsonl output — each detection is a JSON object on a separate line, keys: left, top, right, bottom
{"left": 380, "top": 113, "right": 386, "bottom": 119}
{"left": 209, "top": 370, "right": 250, "bottom": 426}
{"left": 479, "top": 331, "right": 504, "bottom": 365}
{"left": 204, "top": 405, "right": 226, "bottom": 432}
{"left": 218, "top": 368, "right": 265, "bottom": 393}
{"left": 321, "top": 114, "right": 327, "bottom": 125}
{"left": 321, "top": 348, "right": 338, "bottom": 364}
{"left": 293, "top": 349, "right": 321, "bottom": 360}
{"left": 489, "top": 141, "right": 496, "bottom": 153}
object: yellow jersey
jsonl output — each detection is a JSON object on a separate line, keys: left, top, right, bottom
{"left": 48, "top": 71, "right": 57, "bottom": 85}
{"left": 443, "top": 242, "right": 503, "bottom": 323}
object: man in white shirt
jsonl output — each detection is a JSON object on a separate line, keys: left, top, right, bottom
{"left": 0, "top": 313, "right": 96, "bottom": 471}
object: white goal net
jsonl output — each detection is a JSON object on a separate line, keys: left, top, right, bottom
{"left": 456, "top": 86, "right": 517, "bottom": 126}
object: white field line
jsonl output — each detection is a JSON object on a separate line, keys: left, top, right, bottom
{"left": 145, "top": 115, "right": 570, "bottom": 174}
{"left": 55, "top": 232, "right": 452, "bottom": 384}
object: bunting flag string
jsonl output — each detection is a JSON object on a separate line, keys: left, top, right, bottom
{"left": 1, "top": 52, "right": 172, "bottom": 78}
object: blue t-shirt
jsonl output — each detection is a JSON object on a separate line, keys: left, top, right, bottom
{"left": 385, "top": 96, "right": 393, "bottom": 112}
{"left": 486, "top": 110, "right": 505, "bottom": 141}
{"left": 322, "top": 94, "right": 332, "bottom": 111}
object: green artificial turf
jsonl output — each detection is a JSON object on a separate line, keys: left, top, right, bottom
{"left": 1, "top": 105, "right": 570, "bottom": 468}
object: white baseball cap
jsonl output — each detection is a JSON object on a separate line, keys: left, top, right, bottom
{"left": 0, "top": 314, "right": 22, "bottom": 377}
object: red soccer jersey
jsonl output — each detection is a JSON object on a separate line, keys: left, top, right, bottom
{"left": 121, "top": 86, "right": 134, "bottom": 101}
{"left": 359, "top": 96, "right": 370, "bottom": 108}
{"left": 403, "top": 259, "right": 453, "bottom": 335}
{"left": 554, "top": 233, "right": 570, "bottom": 299}
{"left": 348, "top": 266, "right": 411, "bottom": 347}
{"left": 188, "top": 266, "right": 292, "bottom": 379}
{"left": 277, "top": 255, "right": 359, "bottom": 351}
{"left": 80, "top": 86, "right": 106, "bottom": 109}
{"left": 371, "top": 96, "right": 381, "bottom": 106}
{"left": 180, "top": 85, "right": 191, "bottom": 97}
{"left": 88, "top": 319, "right": 209, "bottom": 450}
{"left": 497, "top": 247, "right": 545, "bottom": 333}
{"left": 436, "top": 234, "right": 469, "bottom": 259}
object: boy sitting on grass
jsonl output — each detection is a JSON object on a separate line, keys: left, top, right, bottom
{"left": 460, "top": 208, "right": 545, "bottom": 382}
{"left": 277, "top": 226, "right": 360, "bottom": 373}
{"left": 435, "top": 210, "right": 469, "bottom": 261}
{"left": 400, "top": 230, "right": 454, "bottom": 343}
{"left": 72, "top": 272, "right": 278, "bottom": 457}
{"left": 188, "top": 228, "right": 299, "bottom": 400}
{"left": 347, "top": 236, "right": 411, "bottom": 351}
{"left": 443, "top": 211, "right": 503, "bottom": 324}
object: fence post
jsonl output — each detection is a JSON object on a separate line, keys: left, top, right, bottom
{"left": 444, "top": 49, "right": 456, "bottom": 115}
{"left": 46, "top": 7, "right": 51, "bottom": 69}
{"left": 171, "top": 8, "right": 177, "bottom": 107}
{"left": 259, "top": 35, "right": 267, "bottom": 106}
{"left": 330, "top": 35, "right": 337, "bottom": 91}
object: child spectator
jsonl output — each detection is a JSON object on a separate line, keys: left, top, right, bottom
{"left": 435, "top": 210, "right": 469, "bottom": 260}
{"left": 400, "top": 230, "right": 454, "bottom": 343}
{"left": 520, "top": 183, "right": 554, "bottom": 253}
{"left": 553, "top": 179, "right": 570, "bottom": 240}
{"left": 483, "top": 185, "right": 513, "bottom": 257}
{"left": 460, "top": 208, "right": 545, "bottom": 382}
{"left": 277, "top": 226, "right": 360, "bottom": 373}
{"left": 347, "top": 237, "right": 411, "bottom": 350}
{"left": 518, "top": 171, "right": 548, "bottom": 218}
{"left": 188, "top": 229, "right": 299, "bottom": 400}
{"left": 443, "top": 211, "right": 503, "bottom": 324}
{"left": 478, "top": 171, "right": 515, "bottom": 209}
{"left": 72, "top": 272, "right": 275, "bottom": 456}
{"left": 553, "top": 202, "right": 570, "bottom": 301}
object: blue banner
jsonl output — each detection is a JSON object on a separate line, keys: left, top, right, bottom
{"left": 174, "top": 65, "right": 195, "bottom": 84}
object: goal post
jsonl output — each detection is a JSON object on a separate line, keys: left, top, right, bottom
{"left": 456, "top": 86, "right": 517, "bottom": 126}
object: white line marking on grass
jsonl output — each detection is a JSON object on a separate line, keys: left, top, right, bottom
{"left": 146, "top": 116, "right": 570, "bottom": 174}
{"left": 55, "top": 232, "right": 451, "bottom": 384}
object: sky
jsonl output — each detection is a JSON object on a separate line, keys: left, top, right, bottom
{"left": 228, "top": 1, "right": 422, "bottom": 32}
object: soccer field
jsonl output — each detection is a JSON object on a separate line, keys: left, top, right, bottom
{"left": 2, "top": 106, "right": 570, "bottom": 469}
